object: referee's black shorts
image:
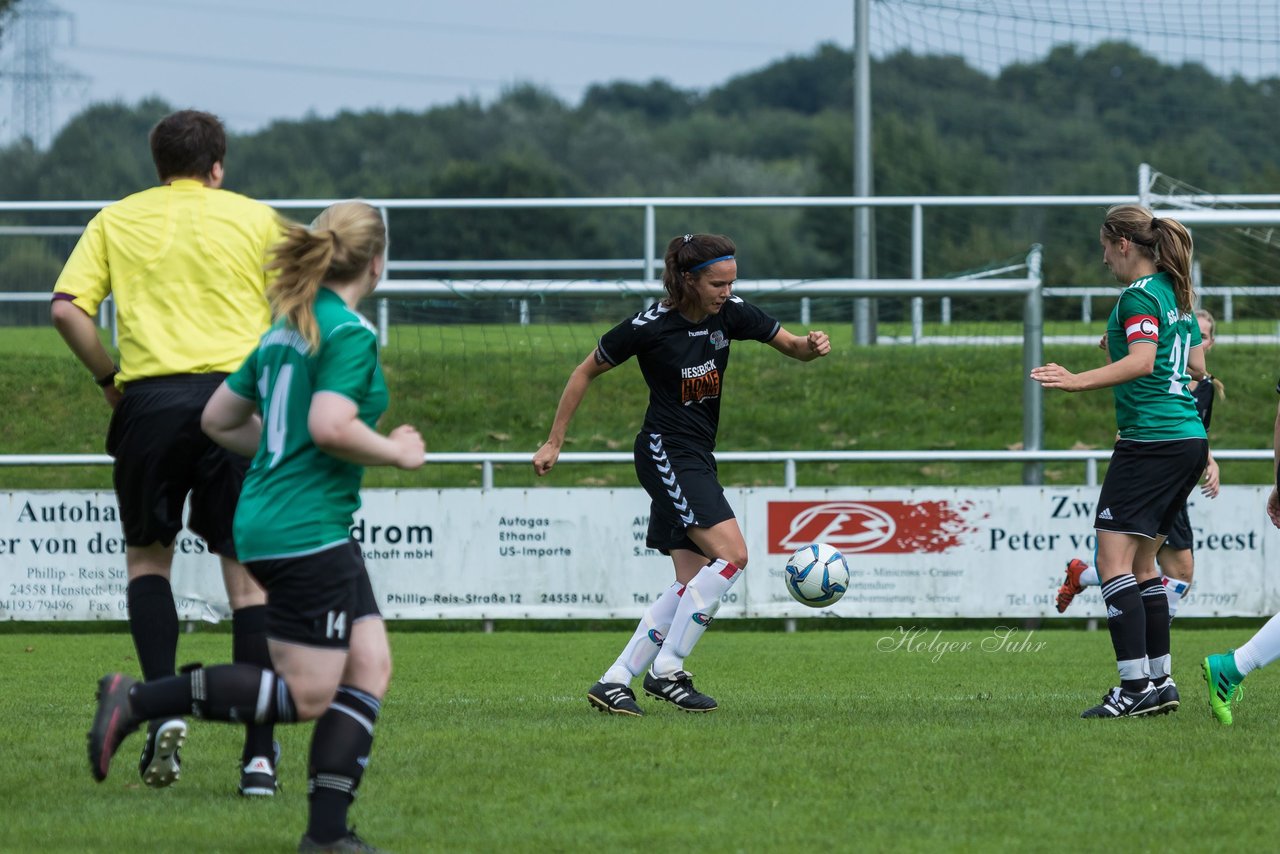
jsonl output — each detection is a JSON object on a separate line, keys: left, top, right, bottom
{"left": 633, "top": 432, "right": 735, "bottom": 556}
{"left": 1095, "top": 438, "right": 1207, "bottom": 539}
{"left": 106, "top": 373, "right": 248, "bottom": 557}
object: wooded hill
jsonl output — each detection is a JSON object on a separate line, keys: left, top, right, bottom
{"left": 1, "top": 41, "right": 1276, "bottom": 296}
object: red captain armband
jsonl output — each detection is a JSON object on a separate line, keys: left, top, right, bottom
{"left": 1123, "top": 314, "right": 1159, "bottom": 344}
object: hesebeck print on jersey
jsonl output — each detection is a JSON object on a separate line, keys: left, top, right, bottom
{"left": 680, "top": 359, "right": 721, "bottom": 405}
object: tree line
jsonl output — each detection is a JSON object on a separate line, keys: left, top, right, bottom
{"left": 1, "top": 39, "right": 1277, "bottom": 312}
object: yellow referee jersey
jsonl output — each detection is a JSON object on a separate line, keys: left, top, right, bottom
{"left": 53, "top": 179, "right": 281, "bottom": 385}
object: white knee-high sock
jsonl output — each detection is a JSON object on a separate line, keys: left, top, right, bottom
{"left": 651, "top": 559, "right": 741, "bottom": 678}
{"left": 1235, "top": 612, "right": 1280, "bottom": 676}
{"left": 601, "top": 582, "right": 684, "bottom": 685}
{"left": 1080, "top": 565, "right": 1100, "bottom": 587}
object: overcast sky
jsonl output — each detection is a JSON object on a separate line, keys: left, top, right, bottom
{"left": 5, "top": 0, "right": 858, "bottom": 143}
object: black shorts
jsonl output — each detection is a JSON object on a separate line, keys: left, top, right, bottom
{"left": 245, "top": 540, "right": 381, "bottom": 649}
{"left": 106, "top": 374, "right": 249, "bottom": 556}
{"left": 1095, "top": 438, "right": 1207, "bottom": 539}
{"left": 633, "top": 432, "right": 735, "bottom": 555}
{"left": 1162, "top": 503, "right": 1193, "bottom": 552}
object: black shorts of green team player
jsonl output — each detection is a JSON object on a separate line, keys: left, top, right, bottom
{"left": 633, "top": 432, "right": 735, "bottom": 556}
{"left": 245, "top": 539, "right": 381, "bottom": 649}
{"left": 107, "top": 374, "right": 247, "bottom": 557}
{"left": 1094, "top": 438, "right": 1207, "bottom": 539}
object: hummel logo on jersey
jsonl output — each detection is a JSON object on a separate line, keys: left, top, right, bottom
{"left": 1097, "top": 507, "right": 1114, "bottom": 521}
{"left": 688, "top": 329, "right": 709, "bottom": 337}
{"left": 1106, "top": 605, "right": 1123, "bottom": 619}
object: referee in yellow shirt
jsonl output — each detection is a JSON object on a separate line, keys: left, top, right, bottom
{"left": 51, "top": 110, "right": 282, "bottom": 797}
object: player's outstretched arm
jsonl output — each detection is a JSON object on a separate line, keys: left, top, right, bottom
{"left": 1031, "top": 342, "right": 1155, "bottom": 392}
{"left": 533, "top": 349, "right": 613, "bottom": 476}
{"left": 201, "top": 383, "right": 262, "bottom": 457}
{"left": 768, "top": 328, "right": 830, "bottom": 362}
{"left": 309, "top": 392, "right": 425, "bottom": 470}
{"left": 1188, "top": 342, "right": 1207, "bottom": 380}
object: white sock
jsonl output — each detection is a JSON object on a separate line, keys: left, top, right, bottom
{"left": 651, "top": 559, "right": 742, "bottom": 678}
{"left": 1079, "top": 565, "right": 1100, "bottom": 587}
{"left": 1161, "top": 576, "right": 1190, "bottom": 619}
{"left": 1234, "top": 612, "right": 1280, "bottom": 676}
{"left": 601, "top": 582, "right": 683, "bottom": 685}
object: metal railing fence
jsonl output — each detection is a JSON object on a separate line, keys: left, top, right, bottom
{"left": 1, "top": 448, "right": 1270, "bottom": 490}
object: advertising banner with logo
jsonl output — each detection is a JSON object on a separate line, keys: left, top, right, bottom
{"left": 2, "top": 487, "right": 1276, "bottom": 621}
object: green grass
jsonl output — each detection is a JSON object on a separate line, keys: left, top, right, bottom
{"left": 4, "top": 626, "right": 1278, "bottom": 852}
{"left": 2, "top": 321, "right": 1276, "bottom": 490}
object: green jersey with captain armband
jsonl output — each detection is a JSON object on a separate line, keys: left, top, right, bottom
{"left": 1105, "top": 271, "right": 1206, "bottom": 441}
{"left": 226, "top": 287, "right": 389, "bottom": 561}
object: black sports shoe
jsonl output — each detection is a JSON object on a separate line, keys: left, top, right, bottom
{"left": 1080, "top": 683, "right": 1160, "bottom": 719}
{"left": 298, "top": 828, "right": 384, "bottom": 852}
{"left": 1154, "top": 678, "right": 1180, "bottom": 714}
{"left": 239, "top": 754, "right": 278, "bottom": 797}
{"left": 587, "top": 681, "right": 643, "bottom": 716}
{"left": 88, "top": 673, "right": 142, "bottom": 782}
{"left": 139, "top": 718, "right": 187, "bottom": 788}
{"left": 643, "top": 670, "right": 718, "bottom": 712}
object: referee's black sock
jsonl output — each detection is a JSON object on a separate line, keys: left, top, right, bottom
{"left": 126, "top": 575, "right": 178, "bottom": 681}
{"left": 1139, "top": 577, "right": 1172, "bottom": 682}
{"left": 232, "top": 605, "right": 277, "bottom": 763}
{"left": 307, "top": 686, "right": 382, "bottom": 845}
{"left": 1101, "top": 573, "right": 1149, "bottom": 692}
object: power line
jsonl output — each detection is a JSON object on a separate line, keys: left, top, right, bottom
{"left": 65, "top": 43, "right": 582, "bottom": 113}
{"left": 69, "top": 43, "right": 522, "bottom": 89}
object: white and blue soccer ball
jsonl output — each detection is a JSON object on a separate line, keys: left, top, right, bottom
{"left": 784, "top": 542, "right": 850, "bottom": 607}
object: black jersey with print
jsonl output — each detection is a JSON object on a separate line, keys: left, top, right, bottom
{"left": 596, "top": 296, "right": 781, "bottom": 451}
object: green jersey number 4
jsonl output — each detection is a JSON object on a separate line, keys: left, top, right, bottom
{"left": 259, "top": 364, "right": 294, "bottom": 469}
{"left": 1167, "top": 332, "right": 1192, "bottom": 396}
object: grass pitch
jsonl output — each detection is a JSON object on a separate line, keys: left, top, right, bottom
{"left": 4, "top": 625, "right": 1278, "bottom": 853}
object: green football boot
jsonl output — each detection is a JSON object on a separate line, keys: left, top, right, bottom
{"left": 1203, "top": 651, "right": 1245, "bottom": 726}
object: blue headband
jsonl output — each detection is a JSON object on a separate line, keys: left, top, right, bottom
{"left": 687, "top": 254, "right": 734, "bottom": 274}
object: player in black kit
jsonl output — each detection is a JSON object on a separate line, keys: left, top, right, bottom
{"left": 533, "top": 233, "right": 830, "bottom": 714}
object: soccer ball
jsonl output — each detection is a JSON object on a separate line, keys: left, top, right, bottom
{"left": 784, "top": 543, "right": 850, "bottom": 608}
